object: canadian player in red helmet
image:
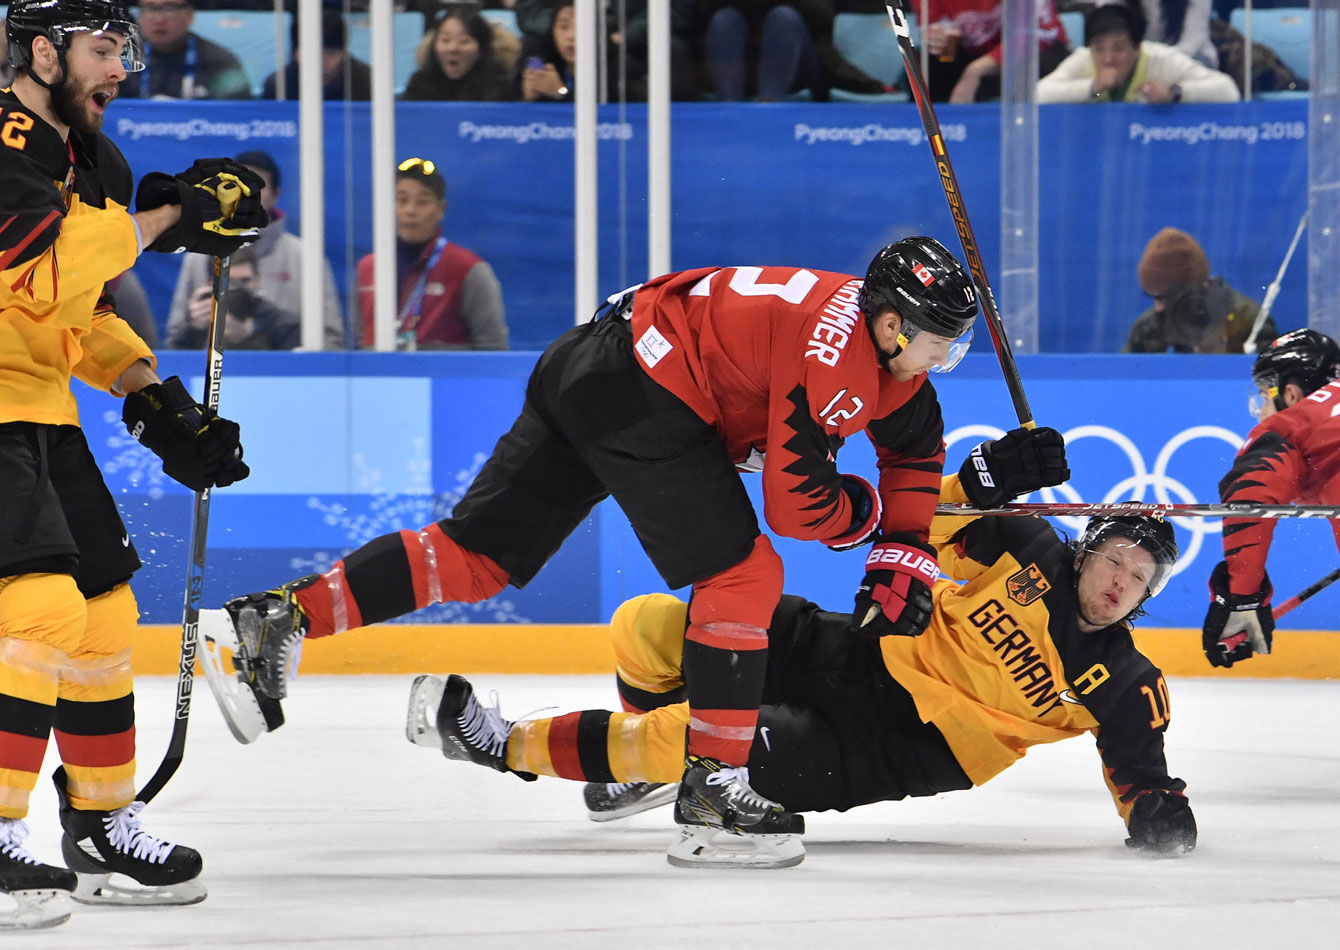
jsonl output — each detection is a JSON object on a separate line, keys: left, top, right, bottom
{"left": 1204, "top": 328, "right": 1340, "bottom": 667}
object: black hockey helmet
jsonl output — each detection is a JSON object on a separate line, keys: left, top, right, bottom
{"left": 859, "top": 236, "right": 979, "bottom": 339}
{"left": 1250, "top": 328, "right": 1340, "bottom": 414}
{"left": 1076, "top": 515, "right": 1179, "bottom": 599}
{"left": 6, "top": 0, "right": 145, "bottom": 73}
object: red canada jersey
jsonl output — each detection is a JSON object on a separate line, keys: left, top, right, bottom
{"left": 1219, "top": 378, "right": 1340, "bottom": 594}
{"left": 629, "top": 265, "right": 945, "bottom": 544}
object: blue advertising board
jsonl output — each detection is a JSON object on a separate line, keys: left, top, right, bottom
{"left": 81, "top": 351, "right": 1340, "bottom": 631}
{"left": 111, "top": 99, "right": 1308, "bottom": 353}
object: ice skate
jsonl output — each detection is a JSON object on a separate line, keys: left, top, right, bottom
{"left": 583, "top": 782, "right": 677, "bottom": 822}
{"left": 675, "top": 755, "right": 782, "bottom": 831}
{"left": 54, "top": 769, "right": 206, "bottom": 906}
{"left": 666, "top": 755, "right": 803, "bottom": 868}
{"left": 0, "top": 818, "right": 76, "bottom": 930}
{"left": 667, "top": 808, "right": 806, "bottom": 869}
{"left": 200, "top": 576, "right": 317, "bottom": 742}
{"left": 405, "top": 674, "right": 536, "bottom": 781}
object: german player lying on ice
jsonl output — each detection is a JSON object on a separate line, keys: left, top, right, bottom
{"left": 407, "top": 430, "right": 1197, "bottom": 868}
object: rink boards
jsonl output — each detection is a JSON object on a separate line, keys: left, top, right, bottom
{"left": 77, "top": 351, "right": 1340, "bottom": 677}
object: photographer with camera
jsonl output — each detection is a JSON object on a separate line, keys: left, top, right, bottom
{"left": 169, "top": 245, "right": 299, "bottom": 349}
{"left": 1123, "top": 227, "right": 1276, "bottom": 354}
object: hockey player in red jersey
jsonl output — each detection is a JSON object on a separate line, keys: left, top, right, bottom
{"left": 1203, "top": 329, "right": 1340, "bottom": 667}
{"left": 214, "top": 236, "right": 979, "bottom": 848}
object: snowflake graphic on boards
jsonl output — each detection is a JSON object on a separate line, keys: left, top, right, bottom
{"left": 291, "top": 446, "right": 531, "bottom": 623}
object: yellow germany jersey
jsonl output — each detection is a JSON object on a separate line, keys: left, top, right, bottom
{"left": 0, "top": 88, "right": 153, "bottom": 427}
{"left": 880, "top": 475, "right": 1182, "bottom": 820}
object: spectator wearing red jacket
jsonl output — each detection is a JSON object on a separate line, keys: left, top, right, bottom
{"left": 356, "top": 157, "right": 508, "bottom": 350}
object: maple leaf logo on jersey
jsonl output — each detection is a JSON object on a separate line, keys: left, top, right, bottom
{"left": 912, "top": 262, "right": 935, "bottom": 287}
{"left": 1006, "top": 563, "right": 1051, "bottom": 606}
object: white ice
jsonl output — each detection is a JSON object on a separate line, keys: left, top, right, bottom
{"left": 10, "top": 675, "right": 1339, "bottom": 949}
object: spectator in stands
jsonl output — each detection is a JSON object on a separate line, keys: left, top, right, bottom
{"left": 357, "top": 158, "right": 508, "bottom": 351}
{"left": 263, "top": 8, "right": 372, "bottom": 100}
{"left": 514, "top": 0, "right": 700, "bottom": 100}
{"left": 168, "top": 246, "right": 301, "bottom": 350}
{"left": 923, "top": 0, "right": 1072, "bottom": 104}
{"left": 167, "top": 151, "right": 346, "bottom": 350}
{"left": 107, "top": 271, "right": 161, "bottom": 350}
{"left": 1117, "top": 0, "right": 1217, "bottom": 67}
{"left": 403, "top": 5, "right": 516, "bottom": 100}
{"left": 697, "top": 1, "right": 822, "bottom": 101}
{"left": 516, "top": 2, "right": 648, "bottom": 101}
{"left": 1037, "top": 3, "right": 1238, "bottom": 103}
{"left": 1124, "top": 227, "right": 1275, "bottom": 354}
{"left": 120, "top": 0, "right": 252, "bottom": 99}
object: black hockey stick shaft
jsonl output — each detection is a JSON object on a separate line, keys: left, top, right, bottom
{"left": 937, "top": 501, "right": 1340, "bottom": 519}
{"left": 138, "top": 184, "right": 239, "bottom": 804}
{"left": 884, "top": 1, "right": 1034, "bottom": 428}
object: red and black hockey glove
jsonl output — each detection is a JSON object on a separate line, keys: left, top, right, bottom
{"left": 123, "top": 376, "right": 250, "bottom": 492}
{"left": 959, "top": 426, "right": 1070, "bottom": 509}
{"left": 826, "top": 474, "right": 883, "bottom": 552}
{"left": 137, "top": 158, "right": 268, "bottom": 257}
{"left": 1124, "top": 789, "right": 1197, "bottom": 855}
{"left": 850, "top": 533, "right": 939, "bottom": 639}
{"left": 1202, "top": 561, "right": 1274, "bottom": 668}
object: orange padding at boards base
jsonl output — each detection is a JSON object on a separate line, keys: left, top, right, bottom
{"left": 128, "top": 625, "right": 1340, "bottom": 679}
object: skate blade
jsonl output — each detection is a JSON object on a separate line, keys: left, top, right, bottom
{"left": 585, "top": 783, "right": 678, "bottom": 822}
{"left": 199, "top": 609, "right": 271, "bottom": 744}
{"left": 666, "top": 826, "right": 805, "bottom": 870}
{"left": 0, "top": 888, "right": 73, "bottom": 930}
{"left": 406, "top": 674, "right": 446, "bottom": 749}
{"left": 71, "top": 871, "right": 207, "bottom": 907}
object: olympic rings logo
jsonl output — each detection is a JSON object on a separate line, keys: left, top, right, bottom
{"left": 945, "top": 424, "right": 1245, "bottom": 579}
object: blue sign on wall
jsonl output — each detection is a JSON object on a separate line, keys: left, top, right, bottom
{"left": 84, "top": 352, "right": 1338, "bottom": 631}
{"left": 112, "top": 100, "right": 1307, "bottom": 353}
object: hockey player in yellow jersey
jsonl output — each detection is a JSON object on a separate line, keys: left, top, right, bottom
{"left": 408, "top": 427, "right": 1198, "bottom": 868}
{"left": 0, "top": 0, "right": 266, "bottom": 930}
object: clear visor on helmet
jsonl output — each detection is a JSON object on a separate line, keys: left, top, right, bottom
{"left": 897, "top": 322, "right": 973, "bottom": 374}
{"left": 1082, "top": 536, "right": 1173, "bottom": 598}
{"left": 51, "top": 21, "right": 146, "bottom": 72}
{"left": 1248, "top": 379, "right": 1277, "bottom": 420}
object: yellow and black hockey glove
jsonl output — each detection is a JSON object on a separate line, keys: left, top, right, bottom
{"left": 136, "top": 158, "right": 269, "bottom": 257}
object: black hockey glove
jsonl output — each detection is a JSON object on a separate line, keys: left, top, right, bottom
{"left": 1202, "top": 561, "right": 1274, "bottom": 668}
{"left": 123, "top": 376, "right": 250, "bottom": 492}
{"left": 851, "top": 532, "right": 938, "bottom": 639}
{"left": 136, "top": 158, "right": 269, "bottom": 257}
{"left": 826, "top": 474, "right": 883, "bottom": 551}
{"left": 1124, "top": 790, "right": 1197, "bottom": 856}
{"left": 959, "top": 426, "right": 1070, "bottom": 509}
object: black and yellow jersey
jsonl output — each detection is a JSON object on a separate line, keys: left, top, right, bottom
{"left": 880, "top": 475, "right": 1184, "bottom": 821}
{"left": 0, "top": 88, "right": 153, "bottom": 426}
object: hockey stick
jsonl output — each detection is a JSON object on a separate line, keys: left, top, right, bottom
{"left": 1272, "top": 563, "right": 1340, "bottom": 620}
{"left": 137, "top": 181, "right": 240, "bottom": 805}
{"left": 884, "top": 0, "right": 1034, "bottom": 428}
{"left": 936, "top": 501, "right": 1340, "bottom": 519}
{"left": 1242, "top": 213, "right": 1306, "bottom": 355}
{"left": 1216, "top": 563, "right": 1340, "bottom": 656}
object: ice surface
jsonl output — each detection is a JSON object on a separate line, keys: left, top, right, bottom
{"left": 10, "top": 675, "right": 1338, "bottom": 948}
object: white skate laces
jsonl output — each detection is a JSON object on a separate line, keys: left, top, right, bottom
{"left": 104, "top": 802, "right": 174, "bottom": 866}
{"left": 705, "top": 766, "right": 772, "bottom": 809}
{"left": 457, "top": 690, "right": 513, "bottom": 758}
{"left": 0, "top": 819, "right": 39, "bottom": 865}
